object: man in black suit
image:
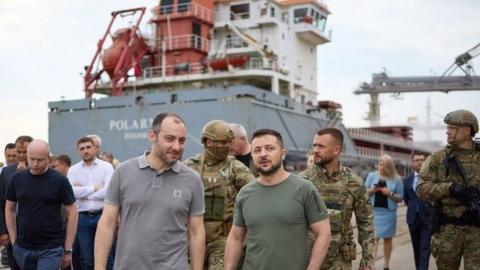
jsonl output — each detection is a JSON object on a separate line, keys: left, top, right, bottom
{"left": 0, "top": 135, "right": 33, "bottom": 270}
{"left": 403, "top": 152, "right": 431, "bottom": 270}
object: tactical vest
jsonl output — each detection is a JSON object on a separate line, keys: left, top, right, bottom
{"left": 433, "top": 144, "right": 480, "bottom": 218}
{"left": 189, "top": 154, "right": 238, "bottom": 222}
{"left": 304, "top": 167, "right": 357, "bottom": 261}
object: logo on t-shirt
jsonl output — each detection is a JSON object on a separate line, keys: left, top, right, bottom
{"left": 173, "top": 189, "right": 182, "bottom": 198}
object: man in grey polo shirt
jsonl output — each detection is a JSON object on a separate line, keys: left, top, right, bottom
{"left": 94, "top": 113, "right": 205, "bottom": 270}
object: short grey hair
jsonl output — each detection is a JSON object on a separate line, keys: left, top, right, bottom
{"left": 229, "top": 123, "right": 248, "bottom": 139}
{"left": 86, "top": 134, "right": 102, "bottom": 147}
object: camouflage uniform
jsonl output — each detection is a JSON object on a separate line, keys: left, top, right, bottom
{"left": 300, "top": 163, "right": 375, "bottom": 269}
{"left": 417, "top": 110, "right": 480, "bottom": 270}
{"left": 185, "top": 153, "right": 253, "bottom": 270}
{"left": 417, "top": 145, "right": 480, "bottom": 270}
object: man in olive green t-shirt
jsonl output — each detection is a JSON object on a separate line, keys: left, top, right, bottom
{"left": 224, "top": 129, "right": 331, "bottom": 270}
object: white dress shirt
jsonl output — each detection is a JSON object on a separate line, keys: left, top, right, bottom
{"left": 67, "top": 158, "right": 114, "bottom": 212}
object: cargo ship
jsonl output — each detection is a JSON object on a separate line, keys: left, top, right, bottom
{"left": 49, "top": 0, "right": 356, "bottom": 164}
{"left": 48, "top": 0, "right": 431, "bottom": 173}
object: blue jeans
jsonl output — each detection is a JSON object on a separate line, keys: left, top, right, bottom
{"left": 72, "top": 234, "right": 82, "bottom": 270}
{"left": 77, "top": 214, "right": 115, "bottom": 270}
{"left": 12, "top": 244, "right": 63, "bottom": 270}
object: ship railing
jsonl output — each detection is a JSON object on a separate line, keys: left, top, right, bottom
{"left": 157, "top": 35, "right": 210, "bottom": 52}
{"left": 356, "top": 147, "right": 382, "bottom": 159}
{"left": 356, "top": 146, "right": 412, "bottom": 162}
{"left": 154, "top": 2, "right": 214, "bottom": 24}
{"left": 230, "top": 11, "right": 250, "bottom": 21}
{"left": 225, "top": 36, "right": 249, "bottom": 49}
{"left": 246, "top": 57, "right": 264, "bottom": 69}
{"left": 215, "top": 11, "right": 250, "bottom": 22}
{"left": 143, "top": 62, "right": 205, "bottom": 78}
{"left": 142, "top": 56, "right": 270, "bottom": 79}
{"left": 348, "top": 128, "right": 411, "bottom": 146}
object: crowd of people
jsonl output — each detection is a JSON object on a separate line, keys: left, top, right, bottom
{"left": 0, "top": 109, "right": 478, "bottom": 270}
{"left": 0, "top": 135, "right": 119, "bottom": 270}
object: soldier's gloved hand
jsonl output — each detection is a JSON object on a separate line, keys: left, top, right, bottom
{"left": 449, "top": 183, "right": 473, "bottom": 206}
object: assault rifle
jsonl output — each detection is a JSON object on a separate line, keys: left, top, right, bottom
{"left": 445, "top": 155, "right": 480, "bottom": 226}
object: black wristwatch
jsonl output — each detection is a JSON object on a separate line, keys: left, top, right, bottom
{"left": 64, "top": 248, "right": 73, "bottom": 254}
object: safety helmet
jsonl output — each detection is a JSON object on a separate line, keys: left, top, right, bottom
{"left": 444, "top": 110, "right": 478, "bottom": 134}
{"left": 201, "top": 120, "right": 234, "bottom": 142}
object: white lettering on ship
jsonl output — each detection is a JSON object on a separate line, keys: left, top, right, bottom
{"left": 109, "top": 118, "right": 153, "bottom": 131}
{"left": 109, "top": 118, "right": 154, "bottom": 140}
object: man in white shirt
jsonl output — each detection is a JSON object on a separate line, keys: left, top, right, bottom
{"left": 67, "top": 136, "right": 114, "bottom": 270}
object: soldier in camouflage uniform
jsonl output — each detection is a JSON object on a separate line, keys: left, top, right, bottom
{"left": 184, "top": 120, "right": 254, "bottom": 270}
{"left": 417, "top": 110, "right": 480, "bottom": 270}
{"left": 299, "top": 128, "right": 375, "bottom": 270}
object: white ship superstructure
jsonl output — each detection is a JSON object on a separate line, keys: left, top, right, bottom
{"left": 210, "top": 0, "right": 331, "bottom": 102}
{"left": 51, "top": 0, "right": 361, "bottom": 167}
{"left": 87, "top": 0, "right": 331, "bottom": 106}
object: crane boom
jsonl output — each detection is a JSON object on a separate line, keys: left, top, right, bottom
{"left": 355, "top": 73, "right": 480, "bottom": 94}
{"left": 455, "top": 42, "right": 480, "bottom": 66}
{"left": 354, "top": 42, "right": 480, "bottom": 126}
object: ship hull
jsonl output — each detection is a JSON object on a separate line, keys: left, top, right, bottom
{"left": 49, "top": 85, "right": 358, "bottom": 164}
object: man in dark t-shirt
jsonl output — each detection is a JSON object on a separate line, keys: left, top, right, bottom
{"left": 228, "top": 123, "right": 252, "bottom": 167}
{"left": 5, "top": 140, "right": 78, "bottom": 270}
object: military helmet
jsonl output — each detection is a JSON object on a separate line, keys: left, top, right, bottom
{"left": 444, "top": 110, "right": 478, "bottom": 134}
{"left": 201, "top": 120, "right": 235, "bottom": 142}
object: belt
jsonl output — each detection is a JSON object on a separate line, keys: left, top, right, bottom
{"left": 79, "top": 209, "right": 103, "bottom": 216}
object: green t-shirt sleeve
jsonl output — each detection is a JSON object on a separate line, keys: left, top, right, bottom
{"left": 233, "top": 191, "right": 245, "bottom": 227}
{"left": 304, "top": 182, "right": 328, "bottom": 225}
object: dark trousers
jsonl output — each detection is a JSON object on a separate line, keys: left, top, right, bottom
{"left": 408, "top": 213, "right": 432, "bottom": 270}
{"left": 77, "top": 213, "right": 115, "bottom": 270}
{"left": 72, "top": 235, "right": 82, "bottom": 270}
{"left": 12, "top": 244, "right": 63, "bottom": 270}
{"left": 6, "top": 244, "right": 21, "bottom": 270}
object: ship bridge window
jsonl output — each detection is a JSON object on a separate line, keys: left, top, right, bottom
{"left": 192, "top": 21, "right": 201, "bottom": 48}
{"left": 293, "top": 8, "right": 308, "bottom": 24}
{"left": 178, "top": 0, "right": 191, "bottom": 12}
{"left": 160, "top": 0, "right": 174, "bottom": 14}
{"left": 309, "top": 8, "right": 327, "bottom": 31}
{"left": 230, "top": 4, "right": 250, "bottom": 20}
{"left": 316, "top": 15, "right": 327, "bottom": 31}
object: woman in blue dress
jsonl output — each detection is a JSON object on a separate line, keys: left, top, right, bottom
{"left": 365, "top": 154, "right": 403, "bottom": 270}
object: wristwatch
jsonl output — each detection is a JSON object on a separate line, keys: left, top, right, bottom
{"left": 64, "top": 248, "right": 73, "bottom": 253}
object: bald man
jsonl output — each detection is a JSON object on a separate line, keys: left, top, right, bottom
{"left": 5, "top": 140, "right": 78, "bottom": 270}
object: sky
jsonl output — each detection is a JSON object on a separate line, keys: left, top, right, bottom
{"left": 0, "top": 0, "right": 479, "bottom": 152}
